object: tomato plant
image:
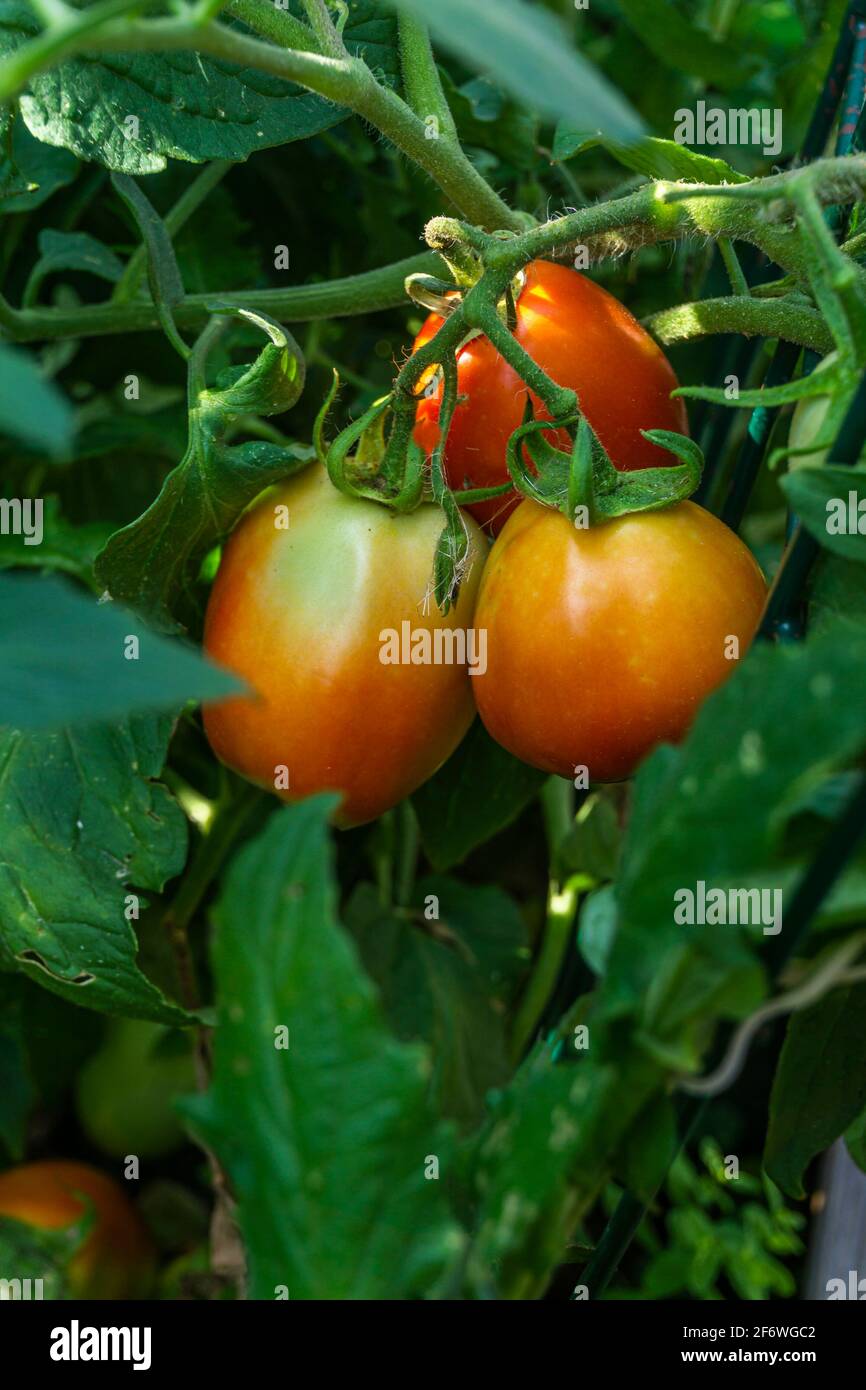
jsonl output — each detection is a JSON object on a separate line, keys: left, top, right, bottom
{"left": 412, "top": 260, "right": 689, "bottom": 531}
{"left": 1, "top": 0, "right": 866, "bottom": 1335}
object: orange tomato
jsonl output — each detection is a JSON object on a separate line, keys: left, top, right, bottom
{"left": 412, "top": 259, "right": 689, "bottom": 532}
{"left": 472, "top": 500, "right": 767, "bottom": 782}
{"left": 203, "top": 465, "right": 486, "bottom": 826}
{"left": 0, "top": 1160, "right": 155, "bottom": 1299}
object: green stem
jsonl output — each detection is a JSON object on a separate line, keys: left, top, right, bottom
{"left": 226, "top": 0, "right": 319, "bottom": 51}
{"left": 509, "top": 778, "right": 577, "bottom": 1066}
{"left": 718, "top": 236, "right": 750, "bottom": 297}
{"left": 0, "top": 251, "right": 442, "bottom": 342}
{"left": 398, "top": 13, "right": 459, "bottom": 148}
{"left": 300, "top": 0, "right": 344, "bottom": 56}
{"left": 645, "top": 295, "right": 833, "bottom": 354}
{"left": 394, "top": 800, "right": 420, "bottom": 909}
{"left": 113, "top": 158, "right": 233, "bottom": 304}
{"left": 162, "top": 780, "right": 263, "bottom": 1009}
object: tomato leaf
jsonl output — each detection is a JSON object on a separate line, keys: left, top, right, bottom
{"left": 0, "top": 498, "right": 112, "bottom": 587}
{"left": 0, "top": 714, "right": 189, "bottom": 1020}
{"left": 615, "top": 0, "right": 759, "bottom": 87}
{"left": 0, "top": 343, "right": 73, "bottom": 455}
{"left": 0, "top": 572, "right": 243, "bottom": 730}
{"left": 781, "top": 466, "right": 866, "bottom": 563}
{"left": 0, "top": 1, "right": 399, "bottom": 174}
{"left": 412, "top": 720, "right": 546, "bottom": 870}
{"left": 765, "top": 981, "right": 866, "bottom": 1198}
{"left": 608, "top": 620, "right": 866, "bottom": 1032}
{"left": 386, "top": 0, "right": 644, "bottom": 141}
{"left": 25, "top": 229, "right": 123, "bottom": 306}
{"left": 551, "top": 132, "right": 750, "bottom": 185}
{"left": 183, "top": 799, "right": 462, "bottom": 1299}
{"left": 95, "top": 313, "right": 307, "bottom": 626}
{"left": 345, "top": 877, "right": 526, "bottom": 1128}
{"left": 0, "top": 113, "right": 77, "bottom": 212}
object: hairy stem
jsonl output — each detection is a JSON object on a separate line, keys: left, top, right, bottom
{"left": 398, "top": 13, "right": 459, "bottom": 148}
{"left": 645, "top": 295, "right": 833, "bottom": 354}
{"left": 0, "top": 251, "right": 442, "bottom": 342}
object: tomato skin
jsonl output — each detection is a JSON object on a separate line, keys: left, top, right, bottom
{"left": 203, "top": 465, "right": 487, "bottom": 826}
{"left": 472, "top": 500, "right": 767, "bottom": 782}
{"left": 0, "top": 1160, "right": 155, "bottom": 1299}
{"left": 413, "top": 260, "right": 689, "bottom": 532}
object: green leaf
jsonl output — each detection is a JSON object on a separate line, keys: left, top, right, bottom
{"left": 0, "top": 497, "right": 112, "bottom": 587}
{"left": 578, "top": 885, "right": 618, "bottom": 977}
{"left": 781, "top": 467, "right": 866, "bottom": 563}
{"left": 95, "top": 314, "right": 306, "bottom": 625}
{"left": 387, "top": 0, "right": 645, "bottom": 141}
{"left": 345, "top": 876, "right": 526, "bottom": 1127}
{"left": 25, "top": 229, "right": 123, "bottom": 306}
{"left": 615, "top": 0, "right": 759, "bottom": 87}
{"left": 0, "top": 572, "right": 243, "bottom": 730}
{"left": 412, "top": 719, "right": 545, "bottom": 870}
{"left": 765, "top": 981, "right": 866, "bottom": 1198}
{"left": 0, "top": 2, "right": 398, "bottom": 174}
{"left": 442, "top": 72, "right": 539, "bottom": 171}
{"left": 559, "top": 792, "right": 621, "bottom": 883}
{"left": 0, "top": 114, "right": 77, "bottom": 213}
{"left": 551, "top": 131, "right": 750, "bottom": 185}
{"left": 0, "top": 712, "right": 189, "bottom": 1019}
{"left": 0, "top": 343, "right": 73, "bottom": 454}
{"left": 0, "top": 1210, "right": 90, "bottom": 1299}
{"left": 184, "top": 800, "right": 461, "bottom": 1299}
{"left": 465, "top": 1052, "right": 654, "bottom": 1297}
{"left": 608, "top": 621, "right": 866, "bottom": 1026}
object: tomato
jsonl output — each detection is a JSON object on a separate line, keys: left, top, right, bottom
{"left": 75, "top": 1020, "right": 196, "bottom": 1160}
{"left": 203, "top": 465, "right": 487, "bottom": 826}
{"left": 0, "top": 1160, "right": 155, "bottom": 1299}
{"left": 413, "top": 260, "right": 689, "bottom": 532}
{"left": 472, "top": 500, "right": 767, "bottom": 782}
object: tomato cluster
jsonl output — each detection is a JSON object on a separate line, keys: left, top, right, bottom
{"left": 203, "top": 263, "right": 767, "bottom": 820}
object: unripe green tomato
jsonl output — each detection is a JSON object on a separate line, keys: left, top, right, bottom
{"left": 76, "top": 1019, "right": 196, "bottom": 1160}
{"left": 788, "top": 390, "right": 832, "bottom": 470}
{"left": 787, "top": 353, "right": 866, "bottom": 470}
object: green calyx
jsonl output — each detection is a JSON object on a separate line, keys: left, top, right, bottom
{"left": 505, "top": 405, "right": 704, "bottom": 526}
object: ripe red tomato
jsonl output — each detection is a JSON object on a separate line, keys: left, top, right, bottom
{"left": 203, "top": 465, "right": 487, "bottom": 826}
{"left": 0, "top": 1160, "right": 154, "bottom": 1299}
{"left": 412, "top": 260, "right": 689, "bottom": 532}
{"left": 472, "top": 500, "right": 767, "bottom": 782}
